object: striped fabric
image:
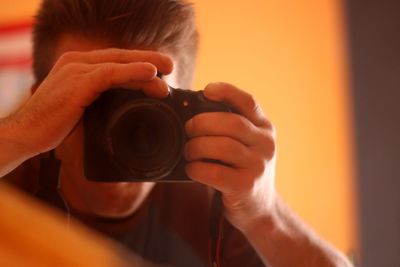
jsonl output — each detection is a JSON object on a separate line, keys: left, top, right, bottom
{"left": 0, "top": 22, "right": 33, "bottom": 118}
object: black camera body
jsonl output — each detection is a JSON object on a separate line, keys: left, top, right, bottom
{"left": 83, "top": 87, "right": 231, "bottom": 182}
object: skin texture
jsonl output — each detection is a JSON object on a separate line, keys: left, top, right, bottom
{"left": 0, "top": 35, "right": 353, "bottom": 266}
{"left": 51, "top": 35, "right": 179, "bottom": 218}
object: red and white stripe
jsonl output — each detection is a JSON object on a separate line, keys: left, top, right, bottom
{"left": 0, "top": 22, "right": 33, "bottom": 118}
{"left": 0, "top": 22, "right": 32, "bottom": 69}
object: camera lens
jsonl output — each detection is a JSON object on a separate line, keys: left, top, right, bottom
{"left": 107, "top": 100, "right": 184, "bottom": 180}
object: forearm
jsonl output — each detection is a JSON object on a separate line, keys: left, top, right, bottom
{"left": 0, "top": 118, "right": 34, "bottom": 177}
{"left": 243, "top": 194, "right": 353, "bottom": 267}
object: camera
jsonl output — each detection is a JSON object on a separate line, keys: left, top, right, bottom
{"left": 83, "top": 87, "right": 232, "bottom": 182}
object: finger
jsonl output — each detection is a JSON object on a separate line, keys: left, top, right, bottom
{"left": 203, "top": 82, "right": 271, "bottom": 128}
{"left": 185, "top": 136, "right": 254, "bottom": 168}
{"left": 71, "top": 62, "right": 168, "bottom": 106}
{"left": 87, "top": 61, "right": 157, "bottom": 87}
{"left": 185, "top": 161, "right": 240, "bottom": 193}
{"left": 185, "top": 112, "right": 263, "bottom": 146}
{"left": 53, "top": 48, "right": 174, "bottom": 76}
{"left": 80, "top": 61, "right": 169, "bottom": 98}
{"left": 116, "top": 79, "right": 170, "bottom": 99}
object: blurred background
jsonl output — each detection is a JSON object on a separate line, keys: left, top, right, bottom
{"left": 0, "top": 1, "right": 399, "bottom": 266}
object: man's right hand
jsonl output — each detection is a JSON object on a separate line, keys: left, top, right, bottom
{"left": 0, "top": 49, "right": 173, "bottom": 177}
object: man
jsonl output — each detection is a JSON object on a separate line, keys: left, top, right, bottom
{"left": 0, "top": 0, "right": 352, "bottom": 266}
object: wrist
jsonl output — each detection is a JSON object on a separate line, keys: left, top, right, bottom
{"left": 223, "top": 189, "right": 282, "bottom": 238}
{"left": 240, "top": 192, "right": 283, "bottom": 239}
{"left": 0, "top": 117, "right": 37, "bottom": 176}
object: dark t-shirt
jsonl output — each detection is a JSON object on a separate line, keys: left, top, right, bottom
{"left": 3, "top": 159, "right": 264, "bottom": 267}
{"left": 79, "top": 183, "right": 264, "bottom": 267}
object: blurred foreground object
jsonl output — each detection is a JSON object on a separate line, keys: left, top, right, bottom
{"left": 345, "top": 0, "right": 400, "bottom": 266}
{"left": 0, "top": 183, "right": 160, "bottom": 267}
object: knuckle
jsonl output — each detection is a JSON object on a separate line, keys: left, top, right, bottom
{"left": 243, "top": 92, "right": 264, "bottom": 115}
{"left": 262, "top": 117, "right": 275, "bottom": 132}
{"left": 82, "top": 71, "right": 98, "bottom": 88}
{"left": 191, "top": 115, "right": 205, "bottom": 132}
{"left": 58, "top": 51, "right": 80, "bottom": 65}
{"left": 209, "top": 164, "right": 223, "bottom": 180}
{"left": 99, "top": 64, "right": 117, "bottom": 86}
{"left": 100, "top": 63, "right": 115, "bottom": 76}
{"left": 262, "top": 133, "right": 277, "bottom": 159}
{"left": 252, "top": 156, "right": 267, "bottom": 178}
{"left": 59, "top": 62, "right": 81, "bottom": 75}
{"left": 231, "top": 115, "right": 247, "bottom": 132}
{"left": 224, "top": 138, "right": 241, "bottom": 156}
{"left": 243, "top": 93, "right": 258, "bottom": 112}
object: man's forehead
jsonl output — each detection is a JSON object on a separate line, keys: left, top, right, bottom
{"left": 53, "top": 34, "right": 169, "bottom": 62}
{"left": 53, "top": 34, "right": 180, "bottom": 88}
{"left": 54, "top": 34, "right": 114, "bottom": 61}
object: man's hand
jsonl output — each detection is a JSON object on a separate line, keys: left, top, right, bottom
{"left": 184, "top": 82, "right": 276, "bottom": 232}
{"left": 184, "top": 82, "right": 353, "bottom": 267}
{"left": 0, "top": 49, "right": 173, "bottom": 177}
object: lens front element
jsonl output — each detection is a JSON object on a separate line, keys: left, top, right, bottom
{"left": 108, "top": 100, "right": 183, "bottom": 180}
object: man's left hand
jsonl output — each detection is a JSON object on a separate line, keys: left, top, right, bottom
{"left": 184, "top": 82, "right": 277, "bottom": 233}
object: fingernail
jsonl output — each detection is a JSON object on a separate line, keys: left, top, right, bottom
{"left": 162, "top": 83, "right": 170, "bottom": 97}
{"left": 145, "top": 63, "right": 157, "bottom": 79}
{"left": 162, "top": 55, "right": 174, "bottom": 71}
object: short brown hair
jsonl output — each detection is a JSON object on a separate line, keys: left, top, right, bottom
{"left": 33, "top": 0, "right": 199, "bottom": 87}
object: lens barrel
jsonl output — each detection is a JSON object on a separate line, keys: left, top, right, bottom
{"left": 106, "top": 99, "right": 184, "bottom": 180}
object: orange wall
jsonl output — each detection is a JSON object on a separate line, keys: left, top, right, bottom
{"left": 0, "top": 0, "right": 356, "bottom": 254}
{"left": 194, "top": 0, "right": 356, "bottom": 254}
{"left": 0, "top": 0, "right": 40, "bottom": 24}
